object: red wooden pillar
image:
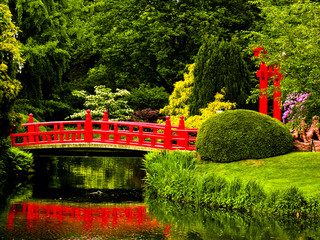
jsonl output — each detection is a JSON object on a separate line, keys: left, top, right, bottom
{"left": 164, "top": 116, "right": 172, "bottom": 149}
{"left": 178, "top": 115, "right": 187, "bottom": 149}
{"left": 28, "top": 113, "right": 35, "bottom": 142}
{"left": 253, "top": 45, "right": 269, "bottom": 116}
{"left": 253, "top": 47, "right": 282, "bottom": 119}
{"left": 35, "top": 124, "right": 40, "bottom": 143}
{"left": 59, "top": 123, "right": 64, "bottom": 142}
{"left": 256, "top": 62, "right": 268, "bottom": 115}
{"left": 273, "top": 66, "right": 282, "bottom": 121}
{"left": 101, "top": 110, "right": 109, "bottom": 142}
{"left": 84, "top": 110, "right": 93, "bottom": 142}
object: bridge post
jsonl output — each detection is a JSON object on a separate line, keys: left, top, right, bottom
{"left": 101, "top": 110, "right": 109, "bottom": 141}
{"left": 164, "top": 116, "right": 172, "bottom": 149}
{"left": 178, "top": 115, "right": 187, "bottom": 149}
{"left": 84, "top": 110, "right": 93, "bottom": 142}
{"left": 28, "top": 114, "right": 35, "bottom": 142}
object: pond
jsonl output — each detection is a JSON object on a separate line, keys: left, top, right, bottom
{"left": 0, "top": 154, "right": 320, "bottom": 239}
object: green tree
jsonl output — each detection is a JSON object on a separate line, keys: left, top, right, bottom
{"left": 190, "top": 37, "right": 252, "bottom": 115}
{"left": 68, "top": 85, "right": 133, "bottom": 121}
{"left": 250, "top": 0, "right": 320, "bottom": 120}
{"left": 7, "top": 0, "right": 72, "bottom": 120}
{"left": 0, "top": 4, "right": 23, "bottom": 136}
{"left": 71, "top": 0, "right": 260, "bottom": 92}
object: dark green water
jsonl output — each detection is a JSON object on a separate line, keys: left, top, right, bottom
{"left": 0, "top": 155, "right": 320, "bottom": 239}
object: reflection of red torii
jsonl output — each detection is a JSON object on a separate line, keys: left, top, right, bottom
{"left": 253, "top": 47, "right": 283, "bottom": 121}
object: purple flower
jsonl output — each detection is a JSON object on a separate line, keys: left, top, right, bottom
{"left": 282, "top": 92, "right": 310, "bottom": 124}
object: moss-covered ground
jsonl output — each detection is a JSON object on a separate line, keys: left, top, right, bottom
{"left": 196, "top": 152, "right": 320, "bottom": 197}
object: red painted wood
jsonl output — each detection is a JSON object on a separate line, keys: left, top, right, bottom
{"left": 254, "top": 47, "right": 282, "bottom": 120}
{"left": 258, "top": 62, "right": 268, "bottom": 115}
{"left": 84, "top": 110, "right": 93, "bottom": 142}
{"left": 273, "top": 66, "right": 282, "bottom": 121}
{"left": 28, "top": 114, "right": 34, "bottom": 142}
{"left": 9, "top": 111, "right": 198, "bottom": 151}
{"left": 164, "top": 116, "right": 172, "bottom": 149}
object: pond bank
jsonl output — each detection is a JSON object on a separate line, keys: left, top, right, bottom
{"left": 143, "top": 150, "right": 320, "bottom": 217}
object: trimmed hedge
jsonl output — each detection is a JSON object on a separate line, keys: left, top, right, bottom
{"left": 196, "top": 109, "right": 293, "bottom": 162}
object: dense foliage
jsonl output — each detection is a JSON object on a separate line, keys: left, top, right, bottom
{"left": 126, "top": 84, "right": 169, "bottom": 111}
{"left": 190, "top": 37, "right": 252, "bottom": 115}
{"left": 74, "top": 0, "right": 259, "bottom": 92}
{"left": 1, "top": 0, "right": 261, "bottom": 123}
{"left": 7, "top": 0, "right": 72, "bottom": 119}
{"left": 0, "top": 4, "right": 23, "bottom": 136}
{"left": 160, "top": 63, "right": 236, "bottom": 128}
{"left": 0, "top": 139, "right": 33, "bottom": 181}
{"left": 196, "top": 109, "right": 293, "bottom": 162}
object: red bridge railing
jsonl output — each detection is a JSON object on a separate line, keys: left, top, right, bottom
{"left": 10, "top": 110, "right": 197, "bottom": 151}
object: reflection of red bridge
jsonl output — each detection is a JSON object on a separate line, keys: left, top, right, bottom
{"left": 10, "top": 110, "right": 197, "bottom": 152}
{"left": 6, "top": 202, "right": 170, "bottom": 238}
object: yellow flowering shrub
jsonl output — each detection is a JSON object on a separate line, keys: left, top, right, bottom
{"left": 159, "top": 62, "right": 236, "bottom": 128}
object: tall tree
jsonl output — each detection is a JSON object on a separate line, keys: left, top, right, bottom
{"left": 0, "top": 4, "right": 23, "bottom": 136}
{"left": 8, "top": 0, "right": 71, "bottom": 108}
{"left": 190, "top": 37, "right": 252, "bottom": 115}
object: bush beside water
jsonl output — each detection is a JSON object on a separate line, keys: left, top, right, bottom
{"left": 0, "top": 139, "right": 33, "bottom": 181}
{"left": 196, "top": 109, "right": 293, "bottom": 162}
{"left": 143, "top": 150, "right": 320, "bottom": 216}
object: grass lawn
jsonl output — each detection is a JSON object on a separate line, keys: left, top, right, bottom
{"left": 196, "top": 151, "right": 320, "bottom": 197}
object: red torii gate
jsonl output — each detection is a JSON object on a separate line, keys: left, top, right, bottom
{"left": 253, "top": 47, "right": 283, "bottom": 121}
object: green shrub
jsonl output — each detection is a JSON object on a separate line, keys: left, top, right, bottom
{"left": 6, "top": 147, "right": 33, "bottom": 176}
{"left": 127, "top": 83, "right": 169, "bottom": 111}
{"left": 196, "top": 109, "right": 293, "bottom": 162}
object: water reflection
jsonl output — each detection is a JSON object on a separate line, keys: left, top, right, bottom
{"left": 31, "top": 156, "right": 145, "bottom": 203}
{"left": 2, "top": 155, "right": 320, "bottom": 239}
{"left": 146, "top": 198, "right": 320, "bottom": 240}
{"left": 4, "top": 201, "right": 170, "bottom": 240}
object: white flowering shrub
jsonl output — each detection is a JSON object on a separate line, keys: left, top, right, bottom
{"left": 68, "top": 85, "right": 133, "bottom": 120}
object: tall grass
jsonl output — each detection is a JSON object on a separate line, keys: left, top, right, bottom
{"left": 143, "top": 150, "right": 320, "bottom": 217}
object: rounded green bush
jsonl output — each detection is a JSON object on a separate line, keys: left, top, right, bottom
{"left": 196, "top": 109, "right": 293, "bottom": 162}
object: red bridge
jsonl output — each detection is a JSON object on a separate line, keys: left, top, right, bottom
{"left": 10, "top": 110, "right": 197, "bottom": 153}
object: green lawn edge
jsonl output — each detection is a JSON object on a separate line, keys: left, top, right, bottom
{"left": 196, "top": 151, "right": 320, "bottom": 197}
{"left": 143, "top": 150, "right": 320, "bottom": 217}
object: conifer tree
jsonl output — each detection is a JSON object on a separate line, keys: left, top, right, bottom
{"left": 189, "top": 36, "right": 251, "bottom": 115}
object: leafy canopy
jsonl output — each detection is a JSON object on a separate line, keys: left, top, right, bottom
{"left": 72, "top": 0, "right": 259, "bottom": 92}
